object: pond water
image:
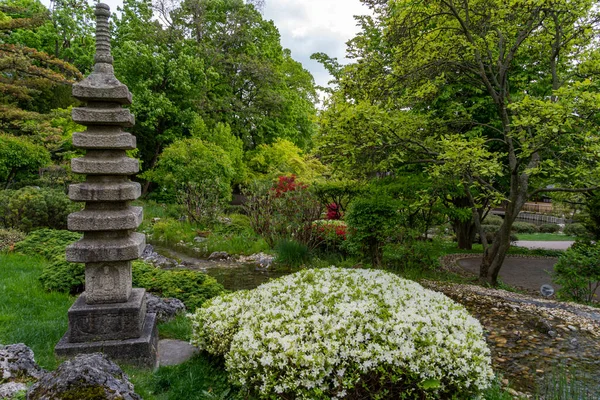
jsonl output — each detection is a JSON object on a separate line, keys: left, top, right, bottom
{"left": 150, "top": 244, "right": 292, "bottom": 291}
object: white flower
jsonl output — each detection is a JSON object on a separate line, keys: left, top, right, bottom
{"left": 190, "top": 267, "right": 494, "bottom": 399}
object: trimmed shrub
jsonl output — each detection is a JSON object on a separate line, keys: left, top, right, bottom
{"left": 0, "top": 187, "right": 79, "bottom": 232}
{"left": 191, "top": 268, "right": 494, "bottom": 399}
{"left": 563, "top": 223, "right": 588, "bottom": 237}
{"left": 539, "top": 223, "right": 560, "bottom": 233}
{"left": 0, "top": 228, "right": 25, "bottom": 251}
{"left": 482, "top": 215, "right": 503, "bottom": 226}
{"left": 132, "top": 262, "right": 225, "bottom": 311}
{"left": 510, "top": 222, "right": 539, "bottom": 234}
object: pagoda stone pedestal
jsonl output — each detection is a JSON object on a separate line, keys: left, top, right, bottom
{"left": 55, "top": 3, "right": 157, "bottom": 368}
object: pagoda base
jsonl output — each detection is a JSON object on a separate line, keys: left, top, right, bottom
{"left": 55, "top": 311, "right": 158, "bottom": 368}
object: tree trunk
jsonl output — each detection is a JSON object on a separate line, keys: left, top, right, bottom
{"left": 479, "top": 172, "right": 530, "bottom": 285}
{"left": 454, "top": 219, "right": 477, "bottom": 250}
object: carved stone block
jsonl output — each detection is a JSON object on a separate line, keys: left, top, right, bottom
{"left": 85, "top": 261, "right": 132, "bottom": 304}
{"left": 68, "top": 288, "right": 146, "bottom": 342}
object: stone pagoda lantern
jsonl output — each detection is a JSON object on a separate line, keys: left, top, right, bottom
{"left": 55, "top": 3, "right": 158, "bottom": 367}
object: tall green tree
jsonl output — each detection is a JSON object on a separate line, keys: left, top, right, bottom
{"left": 318, "top": 0, "right": 600, "bottom": 284}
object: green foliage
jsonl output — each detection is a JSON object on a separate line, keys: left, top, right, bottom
{"left": 539, "top": 223, "right": 561, "bottom": 234}
{"left": 0, "top": 135, "right": 51, "bottom": 188}
{"left": 243, "top": 178, "right": 322, "bottom": 248}
{"left": 344, "top": 196, "right": 401, "bottom": 267}
{"left": 582, "top": 191, "right": 600, "bottom": 240}
{"left": 384, "top": 239, "right": 443, "bottom": 272}
{"left": 15, "top": 228, "right": 226, "bottom": 309}
{"left": 482, "top": 215, "right": 504, "bottom": 226}
{"left": 148, "top": 218, "right": 202, "bottom": 245}
{"left": 510, "top": 222, "right": 539, "bottom": 234}
{"left": 0, "top": 228, "right": 25, "bottom": 251}
{"left": 274, "top": 239, "right": 310, "bottom": 268}
{"left": 132, "top": 261, "right": 225, "bottom": 312}
{"left": 245, "top": 138, "right": 326, "bottom": 183}
{"left": 0, "top": 187, "right": 79, "bottom": 232}
{"left": 552, "top": 241, "right": 600, "bottom": 304}
{"left": 13, "top": 227, "right": 80, "bottom": 260}
{"left": 144, "top": 137, "right": 235, "bottom": 225}
{"left": 564, "top": 223, "right": 589, "bottom": 237}
{"left": 312, "top": 179, "right": 364, "bottom": 213}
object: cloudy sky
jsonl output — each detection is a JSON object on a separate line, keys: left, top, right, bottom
{"left": 40, "top": 0, "right": 370, "bottom": 88}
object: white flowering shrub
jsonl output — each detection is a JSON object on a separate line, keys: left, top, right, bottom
{"left": 190, "top": 267, "right": 493, "bottom": 399}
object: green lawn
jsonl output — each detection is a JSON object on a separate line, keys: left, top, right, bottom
{"left": 515, "top": 233, "right": 577, "bottom": 241}
{"left": 0, "top": 253, "right": 74, "bottom": 369}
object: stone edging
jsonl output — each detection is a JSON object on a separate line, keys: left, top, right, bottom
{"left": 439, "top": 253, "right": 558, "bottom": 276}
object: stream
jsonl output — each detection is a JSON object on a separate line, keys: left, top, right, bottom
{"left": 148, "top": 243, "right": 292, "bottom": 291}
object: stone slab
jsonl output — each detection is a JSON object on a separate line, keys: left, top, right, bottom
{"left": 56, "top": 312, "right": 158, "bottom": 369}
{"left": 71, "top": 156, "right": 139, "bottom": 175}
{"left": 73, "top": 131, "right": 136, "bottom": 150}
{"left": 73, "top": 72, "right": 132, "bottom": 104}
{"left": 72, "top": 107, "right": 134, "bottom": 127}
{"left": 66, "top": 232, "right": 145, "bottom": 263}
{"left": 69, "top": 181, "right": 141, "bottom": 202}
{"left": 158, "top": 339, "right": 198, "bottom": 367}
{"left": 68, "top": 206, "right": 143, "bottom": 232}
{"left": 85, "top": 262, "right": 132, "bottom": 304}
{"left": 68, "top": 288, "right": 146, "bottom": 342}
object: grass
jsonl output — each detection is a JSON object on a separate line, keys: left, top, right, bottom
{"left": 515, "top": 233, "right": 577, "bottom": 241}
{"left": 0, "top": 253, "right": 74, "bottom": 370}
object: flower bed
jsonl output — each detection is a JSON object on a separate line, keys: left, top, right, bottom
{"left": 191, "top": 267, "right": 493, "bottom": 399}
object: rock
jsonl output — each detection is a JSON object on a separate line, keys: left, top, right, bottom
{"left": 151, "top": 217, "right": 161, "bottom": 223}
{"left": 193, "top": 236, "right": 206, "bottom": 243}
{"left": 0, "top": 382, "right": 27, "bottom": 399}
{"left": 28, "top": 353, "right": 141, "bottom": 400}
{"left": 140, "top": 244, "right": 179, "bottom": 268}
{"left": 208, "top": 251, "right": 229, "bottom": 260}
{"left": 0, "top": 344, "right": 45, "bottom": 381}
{"left": 547, "top": 330, "right": 557, "bottom": 338}
{"left": 239, "top": 252, "right": 275, "bottom": 268}
{"left": 158, "top": 340, "right": 198, "bottom": 367}
{"left": 567, "top": 325, "right": 578, "bottom": 331}
{"left": 146, "top": 293, "right": 186, "bottom": 323}
{"left": 534, "top": 319, "right": 552, "bottom": 334}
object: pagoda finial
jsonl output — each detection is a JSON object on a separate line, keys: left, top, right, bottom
{"left": 94, "top": 3, "right": 113, "bottom": 65}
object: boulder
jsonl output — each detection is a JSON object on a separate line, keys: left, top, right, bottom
{"left": 146, "top": 293, "right": 186, "bottom": 323}
{"left": 0, "top": 382, "right": 27, "bottom": 399}
{"left": 208, "top": 251, "right": 229, "bottom": 261}
{"left": 0, "top": 344, "right": 45, "bottom": 382}
{"left": 27, "top": 353, "right": 140, "bottom": 400}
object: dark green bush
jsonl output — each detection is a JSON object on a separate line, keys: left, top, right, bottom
{"left": 552, "top": 241, "right": 600, "bottom": 303}
{"left": 539, "top": 223, "right": 560, "bottom": 233}
{"left": 0, "top": 187, "right": 79, "bottom": 232}
{"left": 481, "top": 224, "right": 499, "bottom": 233}
{"left": 564, "top": 223, "right": 589, "bottom": 237}
{"left": 482, "top": 215, "right": 503, "bottom": 226}
{"left": 510, "top": 222, "right": 539, "bottom": 234}
{"left": 14, "top": 228, "right": 81, "bottom": 260}
{"left": 132, "top": 261, "right": 225, "bottom": 311}
{"left": 0, "top": 228, "right": 25, "bottom": 251}
{"left": 345, "top": 196, "right": 400, "bottom": 267}
{"left": 14, "top": 229, "right": 85, "bottom": 293}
